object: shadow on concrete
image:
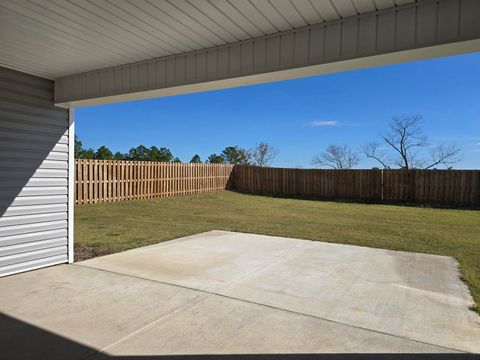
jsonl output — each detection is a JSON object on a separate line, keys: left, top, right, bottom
{"left": 1, "top": 313, "right": 477, "bottom": 360}
{"left": 0, "top": 312, "right": 95, "bottom": 360}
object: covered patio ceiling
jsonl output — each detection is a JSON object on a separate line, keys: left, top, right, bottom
{"left": 0, "top": 0, "right": 417, "bottom": 79}
{"left": 0, "top": 0, "right": 479, "bottom": 107}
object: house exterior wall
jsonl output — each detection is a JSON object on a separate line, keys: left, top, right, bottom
{"left": 0, "top": 66, "right": 71, "bottom": 276}
{"left": 55, "top": 0, "right": 480, "bottom": 107}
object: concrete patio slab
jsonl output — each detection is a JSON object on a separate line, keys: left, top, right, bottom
{"left": 0, "top": 264, "right": 204, "bottom": 360}
{"left": 79, "top": 230, "right": 305, "bottom": 292}
{"left": 1, "top": 230, "right": 478, "bottom": 358}
{"left": 217, "top": 237, "right": 480, "bottom": 353}
{"left": 93, "top": 289, "right": 452, "bottom": 357}
{"left": 80, "top": 231, "right": 480, "bottom": 353}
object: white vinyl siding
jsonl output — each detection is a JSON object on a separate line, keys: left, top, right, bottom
{"left": 0, "top": 66, "right": 70, "bottom": 277}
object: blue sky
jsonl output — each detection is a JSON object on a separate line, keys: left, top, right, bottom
{"left": 76, "top": 52, "right": 480, "bottom": 169}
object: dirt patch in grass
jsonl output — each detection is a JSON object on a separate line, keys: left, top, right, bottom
{"left": 75, "top": 244, "right": 113, "bottom": 262}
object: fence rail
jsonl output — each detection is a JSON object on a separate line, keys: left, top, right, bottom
{"left": 233, "top": 165, "right": 480, "bottom": 207}
{"left": 75, "top": 159, "right": 234, "bottom": 204}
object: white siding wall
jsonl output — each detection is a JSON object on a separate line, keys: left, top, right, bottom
{"left": 0, "top": 66, "right": 70, "bottom": 276}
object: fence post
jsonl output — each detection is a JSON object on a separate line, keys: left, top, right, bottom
{"left": 381, "top": 169, "right": 384, "bottom": 202}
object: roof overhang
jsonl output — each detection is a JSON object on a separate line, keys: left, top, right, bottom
{"left": 56, "top": 38, "right": 480, "bottom": 108}
{"left": 1, "top": 0, "right": 479, "bottom": 108}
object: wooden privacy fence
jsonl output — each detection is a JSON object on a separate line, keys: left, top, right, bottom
{"left": 75, "top": 160, "right": 480, "bottom": 207}
{"left": 233, "top": 165, "right": 480, "bottom": 207}
{"left": 382, "top": 169, "right": 480, "bottom": 205}
{"left": 234, "top": 166, "right": 382, "bottom": 201}
{"left": 75, "top": 159, "right": 234, "bottom": 204}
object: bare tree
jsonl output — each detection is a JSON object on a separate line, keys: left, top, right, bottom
{"left": 312, "top": 144, "right": 360, "bottom": 169}
{"left": 251, "top": 142, "right": 279, "bottom": 167}
{"left": 383, "top": 115, "right": 427, "bottom": 171}
{"left": 425, "top": 143, "right": 462, "bottom": 169}
{"left": 361, "top": 142, "right": 390, "bottom": 169}
{"left": 365, "top": 115, "right": 462, "bottom": 170}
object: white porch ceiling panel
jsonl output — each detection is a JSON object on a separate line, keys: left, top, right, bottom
{"left": 0, "top": 0, "right": 415, "bottom": 79}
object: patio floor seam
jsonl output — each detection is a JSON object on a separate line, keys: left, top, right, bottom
{"left": 73, "top": 263, "right": 465, "bottom": 354}
{"left": 83, "top": 291, "right": 212, "bottom": 360}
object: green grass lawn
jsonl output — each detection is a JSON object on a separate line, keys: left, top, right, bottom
{"left": 75, "top": 190, "right": 480, "bottom": 313}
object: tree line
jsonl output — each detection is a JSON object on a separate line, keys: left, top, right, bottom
{"left": 75, "top": 137, "right": 279, "bottom": 167}
{"left": 76, "top": 115, "right": 460, "bottom": 170}
{"left": 312, "top": 115, "right": 462, "bottom": 170}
